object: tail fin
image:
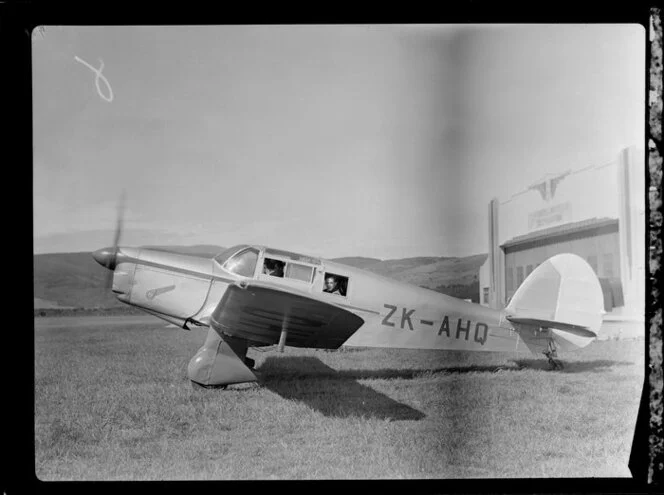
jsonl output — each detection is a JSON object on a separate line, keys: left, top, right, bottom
{"left": 505, "top": 253, "right": 604, "bottom": 351}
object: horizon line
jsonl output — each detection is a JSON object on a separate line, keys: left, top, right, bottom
{"left": 33, "top": 246, "right": 489, "bottom": 261}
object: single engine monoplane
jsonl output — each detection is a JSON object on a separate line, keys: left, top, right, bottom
{"left": 93, "top": 217, "right": 604, "bottom": 387}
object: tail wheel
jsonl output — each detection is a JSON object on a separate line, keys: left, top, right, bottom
{"left": 544, "top": 340, "right": 564, "bottom": 370}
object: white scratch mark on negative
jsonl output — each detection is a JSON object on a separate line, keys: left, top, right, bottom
{"left": 74, "top": 56, "right": 114, "bottom": 102}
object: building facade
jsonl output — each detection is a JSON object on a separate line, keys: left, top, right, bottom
{"left": 479, "top": 146, "right": 644, "bottom": 320}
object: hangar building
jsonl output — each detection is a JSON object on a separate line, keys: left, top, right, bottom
{"left": 500, "top": 217, "right": 623, "bottom": 309}
{"left": 479, "top": 146, "right": 644, "bottom": 324}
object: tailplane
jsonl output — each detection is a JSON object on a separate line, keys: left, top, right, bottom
{"left": 505, "top": 253, "right": 604, "bottom": 352}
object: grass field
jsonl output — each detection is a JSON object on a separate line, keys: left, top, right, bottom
{"left": 34, "top": 317, "right": 644, "bottom": 480}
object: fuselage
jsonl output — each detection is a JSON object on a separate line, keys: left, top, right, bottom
{"left": 99, "top": 244, "right": 544, "bottom": 354}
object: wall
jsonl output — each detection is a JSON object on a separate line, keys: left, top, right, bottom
{"left": 504, "top": 230, "right": 620, "bottom": 303}
{"left": 479, "top": 145, "right": 644, "bottom": 318}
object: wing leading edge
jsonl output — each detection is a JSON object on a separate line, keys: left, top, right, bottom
{"left": 209, "top": 282, "right": 365, "bottom": 349}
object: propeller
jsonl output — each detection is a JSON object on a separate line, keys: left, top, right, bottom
{"left": 92, "top": 192, "right": 126, "bottom": 289}
{"left": 106, "top": 192, "right": 125, "bottom": 288}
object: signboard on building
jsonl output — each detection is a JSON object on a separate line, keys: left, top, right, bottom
{"left": 528, "top": 202, "right": 572, "bottom": 230}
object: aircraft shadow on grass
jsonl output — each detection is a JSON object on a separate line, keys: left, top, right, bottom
{"left": 256, "top": 356, "right": 635, "bottom": 419}
{"left": 510, "top": 358, "right": 635, "bottom": 373}
{"left": 258, "top": 356, "right": 427, "bottom": 421}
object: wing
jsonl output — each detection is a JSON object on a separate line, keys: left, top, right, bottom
{"left": 209, "top": 281, "right": 365, "bottom": 349}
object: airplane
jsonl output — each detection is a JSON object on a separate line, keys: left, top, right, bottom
{"left": 92, "top": 230, "right": 605, "bottom": 388}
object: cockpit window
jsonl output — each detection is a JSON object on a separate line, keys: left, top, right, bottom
{"left": 264, "top": 248, "right": 320, "bottom": 266}
{"left": 323, "top": 273, "right": 348, "bottom": 296}
{"left": 286, "top": 263, "right": 314, "bottom": 282}
{"left": 223, "top": 248, "right": 259, "bottom": 277}
{"left": 263, "top": 258, "right": 285, "bottom": 278}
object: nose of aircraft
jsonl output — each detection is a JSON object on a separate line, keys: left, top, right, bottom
{"left": 92, "top": 247, "right": 118, "bottom": 270}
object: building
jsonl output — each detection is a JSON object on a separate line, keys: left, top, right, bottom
{"left": 479, "top": 146, "right": 644, "bottom": 322}
{"left": 501, "top": 217, "right": 623, "bottom": 309}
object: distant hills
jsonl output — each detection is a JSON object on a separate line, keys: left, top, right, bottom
{"left": 141, "top": 245, "right": 225, "bottom": 258}
{"left": 329, "top": 256, "right": 383, "bottom": 268}
{"left": 34, "top": 245, "right": 487, "bottom": 310}
{"left": 34, "top": 251, "right": 123, "bottom": 309}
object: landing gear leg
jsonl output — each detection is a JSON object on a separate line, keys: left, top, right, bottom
{"left": 543, "top": 341, "right": 564, "bottom": 370}
{"left": 187, "top": 327, "right": 257, "bottom": 387}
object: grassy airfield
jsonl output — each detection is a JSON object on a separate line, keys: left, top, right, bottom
{"left": 35, "top": 317, "right": 644, "bottom": 480}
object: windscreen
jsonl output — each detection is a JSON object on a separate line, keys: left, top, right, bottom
{"left": 223, "top": 248, "right": 259, "bottom": 277}
{"left": 213, "top": 244, "right": 249, "bottom": 266}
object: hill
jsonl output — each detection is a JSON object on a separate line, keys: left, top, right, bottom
{"left": 328, "top": 256, "right": 382, "bottom": 269}
{"left": 141, "top": 245, "right": 225, "bottom": 258}
{"left": 33, "top": 245, "right": 226, "bottom": 310}
{"left": 34, "top": 251, "right": 119, "bottom": 309}
{"left": 339, "top": 255, "right": 486, "bottom": 289}
{"left": 34, "top": 247, "right": 487, "bottom": 310}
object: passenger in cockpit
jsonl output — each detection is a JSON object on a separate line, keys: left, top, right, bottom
{"left": 323, "top": 275, "right": 343, "bottom": 295}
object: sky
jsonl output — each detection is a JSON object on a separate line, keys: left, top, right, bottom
{"left": 32, "top": 24, "right": 645, "bottom": 259}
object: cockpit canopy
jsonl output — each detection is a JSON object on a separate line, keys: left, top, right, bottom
{"left": 222, "top": 247, "right": 260, "bottom": 278}
{"left": 214, "top": 245, "right": 349, "bottom": 296}
{"left": 214, "top": 245, "right": 322, "bottom": 281}
{"left": 213, "top": 244, "right": 251, "bottom": 267}
{"left": 263, "top": 248, "right": 320, "bottom": 266}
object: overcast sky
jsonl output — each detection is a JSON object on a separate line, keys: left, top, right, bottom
{"left": 32, "top": 24, "right": 645, "bottom": 258}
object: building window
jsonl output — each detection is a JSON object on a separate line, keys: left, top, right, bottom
{"left": 587, "top": 255, "right": 598, "bottom": 274}
{"left": 483, "top": 287, "right": 489, "bottom": 304}
{"left": 516, "top": 266, "right": 524, "bottom": 288}
{"left": 526, "top": 265, "right": 533, "bottom": 277}
{"left": 506, "top": 268, "right": 514, "bottom": 292}
{"left": 602, "top": 253, "right": 614, "bottom": 278}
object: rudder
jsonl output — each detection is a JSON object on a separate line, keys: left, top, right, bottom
{"left": 505, "top": 253, "right": 604, "bottom": 351}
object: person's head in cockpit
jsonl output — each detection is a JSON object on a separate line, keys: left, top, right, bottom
{"left": 324, "top": 275, "right": 342, "bottom": 294}
{"left": 264, "top": 259, "right": 284, "bottom": 277}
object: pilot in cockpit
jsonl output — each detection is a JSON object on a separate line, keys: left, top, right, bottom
{"left": 263, "top": 258, "right": 284, "bottom": 278}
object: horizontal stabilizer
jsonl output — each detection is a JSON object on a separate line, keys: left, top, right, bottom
{"left": 506, "top": 317, "right": 597, "bottom": 338}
